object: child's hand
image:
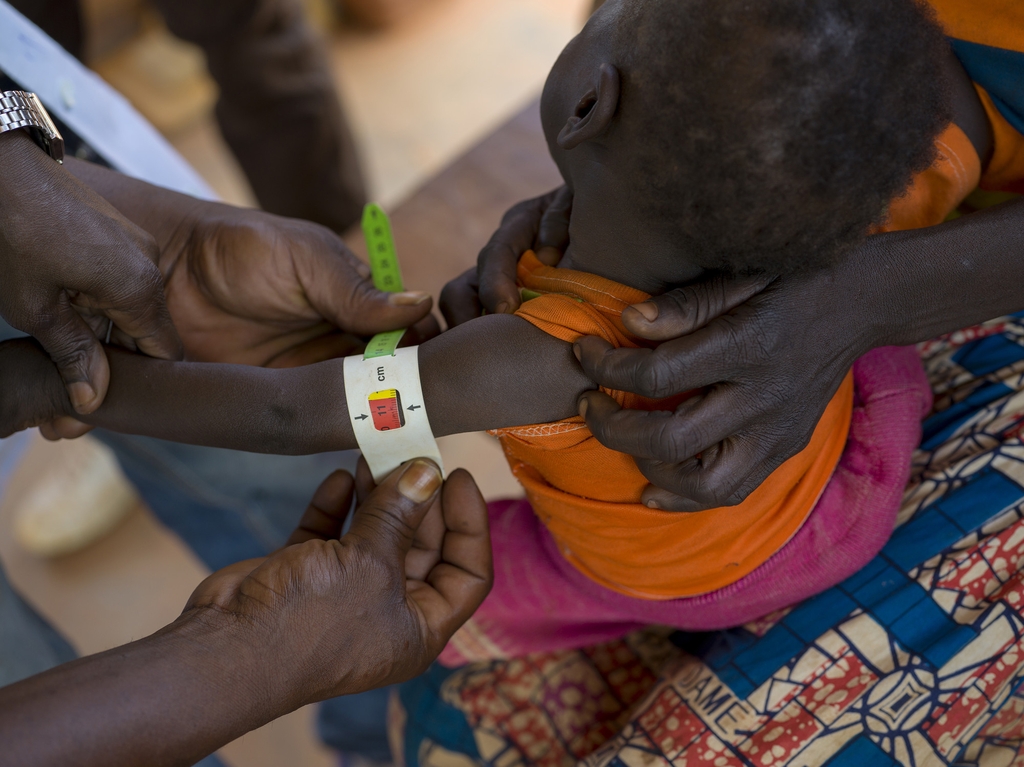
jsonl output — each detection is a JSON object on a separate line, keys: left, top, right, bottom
{"left": 0, "top": 338, "right": 75, "bottom": 439}
{"left": 439, "top": 185, "right": 572, "bottom": 329}
{"left": 439, "top": 268, "right": 483, "bottom": 328}
{"left": 472, "top": 186, "right": 572, "bottom": 319}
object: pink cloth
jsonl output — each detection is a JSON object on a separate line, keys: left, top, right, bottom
{"left": 440, "top": 346, "right": 932, "bottom": 666}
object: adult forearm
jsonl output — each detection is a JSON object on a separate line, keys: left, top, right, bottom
{"left": 0, "top": 611, "right": 280, "bottom": 767}
{"left": 864, "top": 198, "right": 1024, "bottom": 347}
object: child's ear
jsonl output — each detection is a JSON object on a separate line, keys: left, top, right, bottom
{"left": 557, "top": 63, "right": 621, "bottom": 151}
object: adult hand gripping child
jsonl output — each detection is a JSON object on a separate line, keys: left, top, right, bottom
{"left": 0, "top": 136, "right": 435, "bottom": 440}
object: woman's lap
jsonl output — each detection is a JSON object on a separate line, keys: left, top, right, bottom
{"left": 394, "top": 312, "right": 1024, "bottom": 767}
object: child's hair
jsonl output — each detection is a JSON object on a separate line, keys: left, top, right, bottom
{"left": 614, "top": 0, "right": 952, "bottom": 274}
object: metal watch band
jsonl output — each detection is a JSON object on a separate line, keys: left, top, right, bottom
{"left": 0, "top": 91, "right": 65, "bottom": 163}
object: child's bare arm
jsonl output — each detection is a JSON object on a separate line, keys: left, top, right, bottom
{"left": 0, "top": 315, "right": 593, "bottom": 451}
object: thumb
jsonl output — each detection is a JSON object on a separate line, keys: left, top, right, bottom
{"left": 338, "top": 279, "right": 434, "bottom": 337}
{"left": 303, "top": 253, "right": 434, "bottom": 337}
{"left": 32, "top": 295, "right": 110, "bottom": 414}
{"left": 622, "top": 274, "right": 773, "bottom": 341}
{"left": 344, "top": 459, "right": 444, "bottom": 561}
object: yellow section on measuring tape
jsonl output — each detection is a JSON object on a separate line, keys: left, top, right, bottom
{"left": 362, "top": 204, "right": 407, "bottom": 359}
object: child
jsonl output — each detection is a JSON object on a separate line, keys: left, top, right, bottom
{"left": 1, "top": 0, "right": 963, "bottom": 659}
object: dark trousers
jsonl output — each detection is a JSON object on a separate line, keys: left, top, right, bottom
{"left": 12, "top": 0, "right": 367, "bottom": 232}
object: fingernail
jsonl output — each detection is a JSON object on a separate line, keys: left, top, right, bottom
{"left": 495, "top": 302, "right": 511, "bottom": 315}
{"left": 536, "top": 246, "right": 562, "bottom": 266}
{"left": 68, "top": 382, "right": 98, "bottom": 414}
{"left": 646, "top": 499, "right": 661, "bottom": 509}
{"left": 356, "top": 262, "right": 372, "bottom": 279}
{"left": 572, "top": 343, "right": 581, "bottom": 362}
{"left": 578, "top": 398, "right": 589, "bottom": 418}
{"left": 388, "top": 291, "right": 431, "bottom": 307}
{"left": 630, "top": 302, "right": 659, "bottom": 323}
{"left": 398, "top": 460, "right": 442, "bottom": 502}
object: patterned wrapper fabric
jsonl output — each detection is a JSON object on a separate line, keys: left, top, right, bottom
{"left": 392, "top": 311, "right": 1024, "bottom": 767}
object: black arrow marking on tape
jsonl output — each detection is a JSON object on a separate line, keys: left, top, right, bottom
{"left": 408, "top": 404, "right": 421, "bottom": 411}
{"left": 355, "top": 414, "right": 368, "bottom": 420}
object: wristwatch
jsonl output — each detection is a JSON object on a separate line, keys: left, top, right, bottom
{"left": 0, "top": 90, "right": 65, "bottom": 163}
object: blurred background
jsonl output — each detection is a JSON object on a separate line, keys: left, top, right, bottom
{"left": 0, "top": 1, "right": 589, "bottom": 764}
{"left": 82, "top": 0, "right": 587, "bottom": 207}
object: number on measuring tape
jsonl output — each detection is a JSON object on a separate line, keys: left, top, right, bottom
{"left": 369, "top": 389, "right": 405, "bottom": 431}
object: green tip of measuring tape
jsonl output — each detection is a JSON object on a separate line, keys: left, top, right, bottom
{"left": 362, "top": 203, "right": 405, "bottom": 294}
{"left": 362, "top": 203, "right": 407, "bottom": 359}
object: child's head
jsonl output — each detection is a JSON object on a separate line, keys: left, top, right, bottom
{"left": 541, "top": 0, "right": 951, "bottom": 286}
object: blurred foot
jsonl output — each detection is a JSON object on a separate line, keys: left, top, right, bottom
{"left": 13, "top": 438, "right": 137, "bottom": 558}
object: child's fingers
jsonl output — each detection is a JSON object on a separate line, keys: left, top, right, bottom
{"left": 478, "top": 191, "right": 562, "bottom": 315}
{"left": 400, "top": 314, "right": 441, "bottom": 346}
{"left": 535, "top": 185, "right": 572, "bottom": 263}
{"left": 285, "top": 470, "right": 355, "bottom": 546}
{"left": 439, "top": 269, "right": 483, "bottom": 328}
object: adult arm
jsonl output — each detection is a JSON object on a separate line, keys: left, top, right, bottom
{"left": 575, "top": 204, "right": 1024, "bottom": 509}
{"left": 0, "top": 459, "right": 492, "bottom": 767}
{"left": 0, "top": 310, "right": 593, "bottom": 451}
{"left": 0, "top": 132, "right": 182, "bottom": 414}
{"left": 34, "top": 157, "right": 436, "bottom": 440}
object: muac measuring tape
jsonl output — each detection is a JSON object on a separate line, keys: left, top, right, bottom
{"left": 343, "top": 204, "right": 444, "bottom": 482}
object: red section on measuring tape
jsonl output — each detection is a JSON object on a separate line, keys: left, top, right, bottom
{"left": 369, "top": 389, "right": 405, "bottom": 431}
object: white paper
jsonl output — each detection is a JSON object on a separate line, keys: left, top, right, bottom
{"left": 0, "top": 1, "right": 216, "bottom": 200}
